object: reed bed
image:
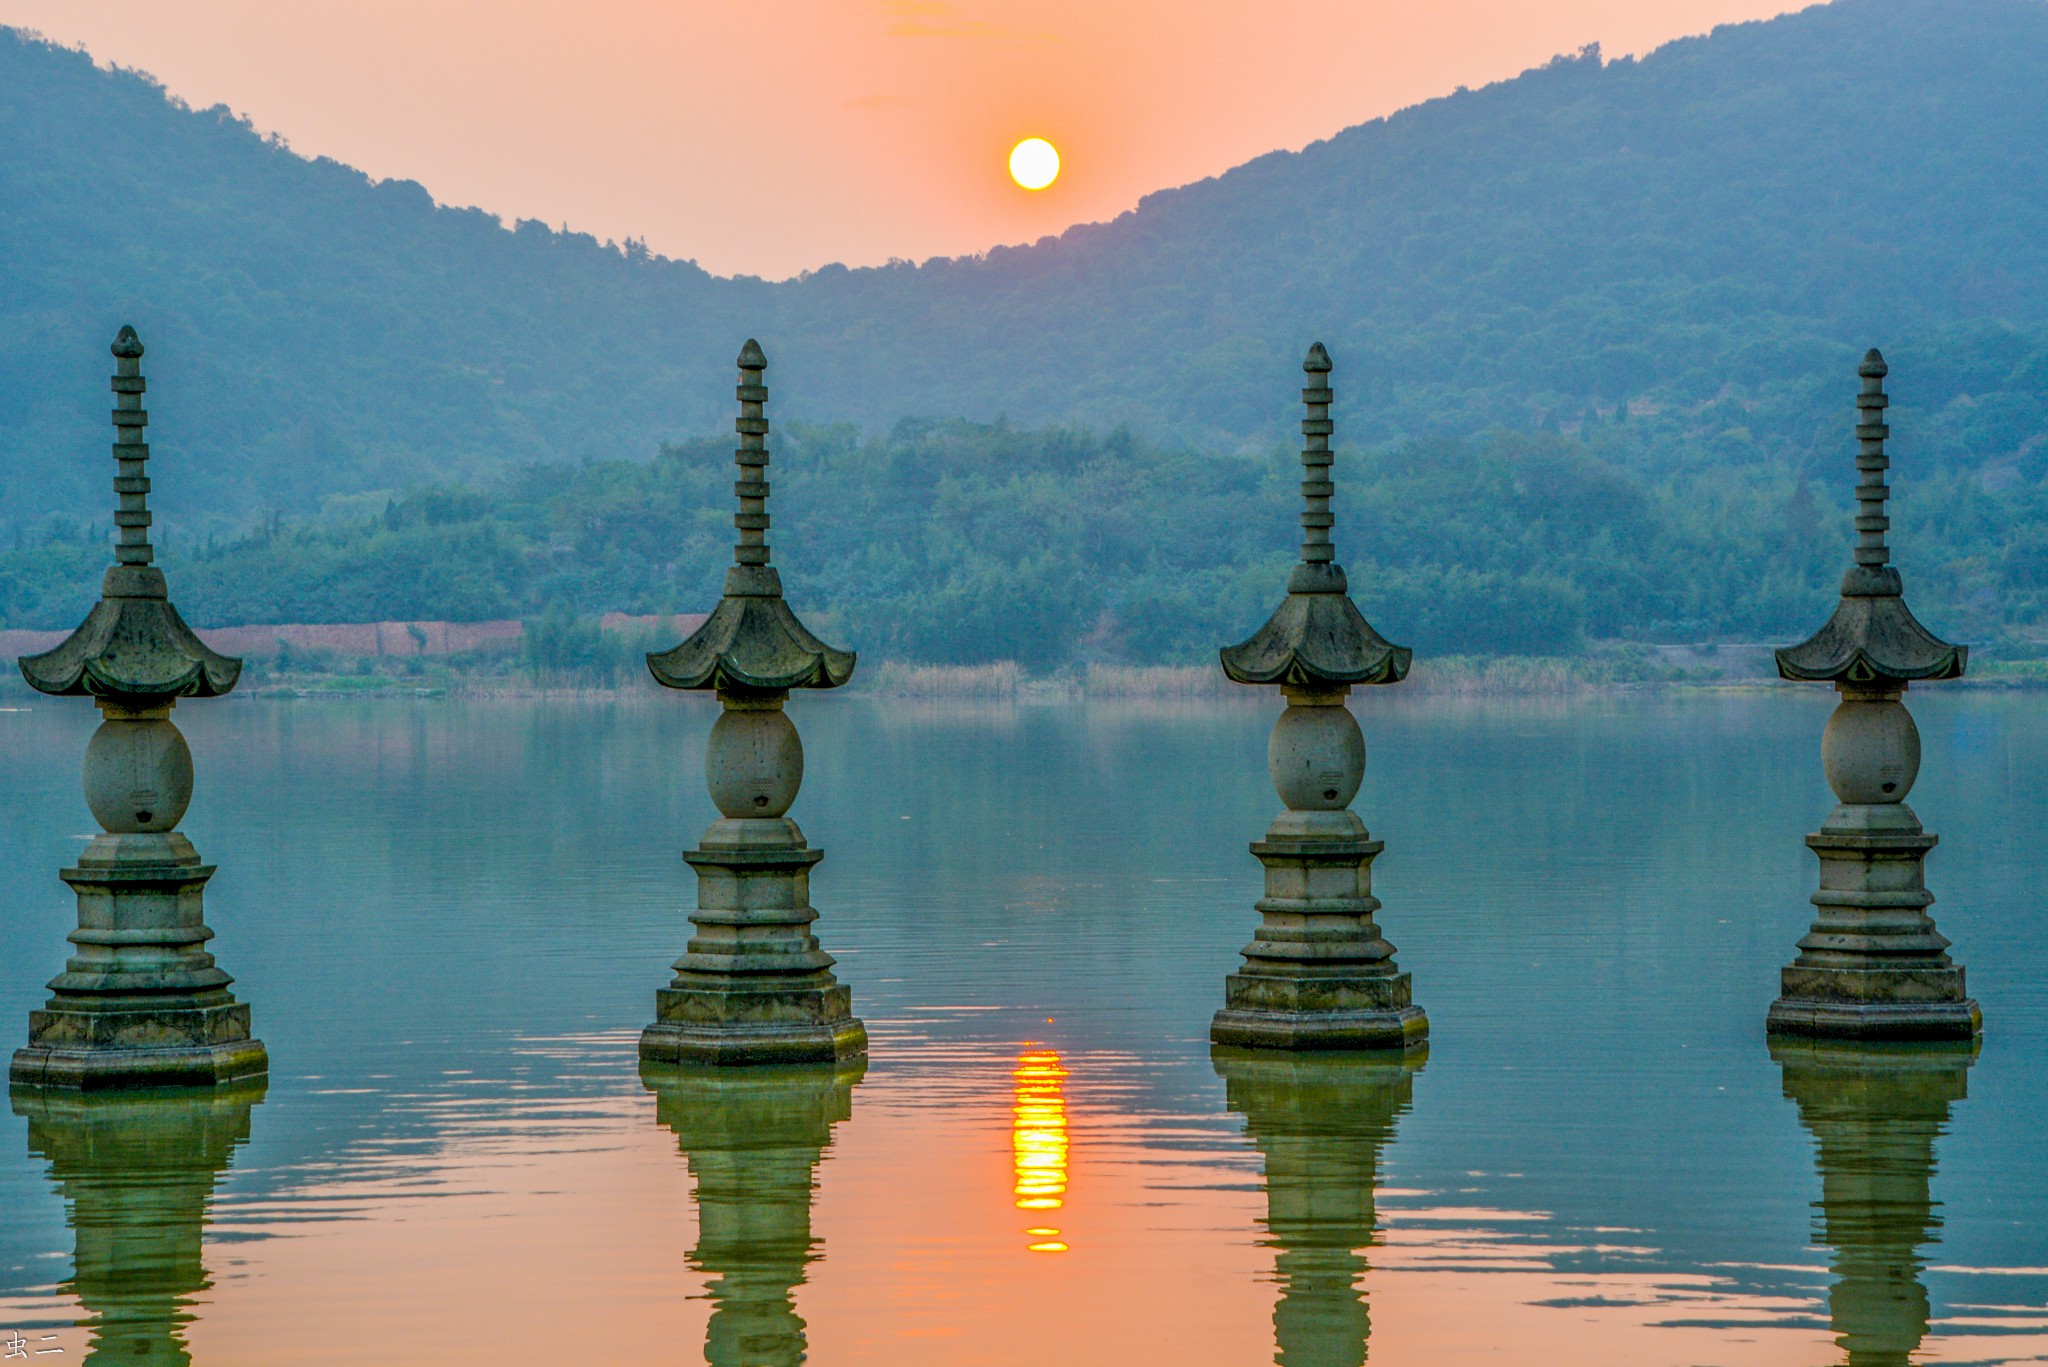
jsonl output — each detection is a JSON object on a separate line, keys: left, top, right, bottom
{"left": 868, "top": 660, "right": 1023, "bottom": 699}
{"left": 1404, "top": 655, "right": 1598, "bottom": 696}
{"left": 1083, "top": 663, "right": 1237, "bottom": 699}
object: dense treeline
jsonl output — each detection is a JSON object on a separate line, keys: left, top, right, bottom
{"left": 5, "top": 0, "right": 2048, "bottom": 531}
{"left": 5, "top": 368, "right": 2043, "bottom": 663}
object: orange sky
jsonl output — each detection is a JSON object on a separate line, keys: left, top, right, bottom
{"left": 0, "top": 0, "right": 1810, "bottom": 279}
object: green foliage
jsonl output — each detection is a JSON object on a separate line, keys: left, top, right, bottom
{"left": 9, "top": 412, "right": 2044, "bottom": 666}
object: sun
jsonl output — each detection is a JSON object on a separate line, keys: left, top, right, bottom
{"left": 1009, "top": 138, "right": 1060, "bottom": 191}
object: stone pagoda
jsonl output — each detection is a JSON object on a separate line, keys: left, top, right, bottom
{"left": 12, "top": 327, "right": 265, "bottom": 1091}
{"left": 639, "top": 339, "right": 866, "bottom": 1066}
{"left": 1769, "top": 351, "right": 1978, "bottom": 1041}
{"left": 1211, "top": 343, "right": 1425, "bottom": 1052}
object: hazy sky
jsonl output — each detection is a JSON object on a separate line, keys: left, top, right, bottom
{"left": 2, "top": 1, "right": 1808, "bottom": 279}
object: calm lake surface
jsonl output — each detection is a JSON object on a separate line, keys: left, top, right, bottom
{"left": 1, "top": 691, "right": 2044, "bottom": 1366}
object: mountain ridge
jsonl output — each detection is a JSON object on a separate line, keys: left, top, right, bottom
{"left": 3, "top": 0, "right": 2047, "bottom": 530}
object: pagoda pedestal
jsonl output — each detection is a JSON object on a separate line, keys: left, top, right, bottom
{"left": 12, "top": 328, "right": 261, "bottom": 1092}
{"left": 14, "top": 820, "right": 265, "bottom": 1090}
{"left": 1212, "top": 344, "right": 1424, "bottom": 1053}
{"left": 640, "top": 729, "right": 867, "bottom": 1065}
{"left": 1767, "top": 687, "right": 1979, "bottom": 1040}
{"left": 640, "top": 341, "right": 864, "bottom": 1067}
{"left": 1213, "top": 693, "right": 1424, "bottom": 1051}
{"left": 1769, "top": 352, "right": 1977, "bottom": 1042}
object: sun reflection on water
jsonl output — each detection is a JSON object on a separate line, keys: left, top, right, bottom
{"left": 1012, "top": 1046, "right": 1069, "bottom": 1252}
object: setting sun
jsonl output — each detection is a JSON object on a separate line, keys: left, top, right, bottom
{"left": 1008, "top": 137, "right": 1060, "bottom": 190}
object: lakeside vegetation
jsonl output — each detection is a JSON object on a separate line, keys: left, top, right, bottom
{"left": 8, "top": 388, "right": 2048, "bottom": 671}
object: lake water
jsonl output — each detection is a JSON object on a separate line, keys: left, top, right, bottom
{"left": 1, "top": 691, "right": 2044, "bottom": 1366}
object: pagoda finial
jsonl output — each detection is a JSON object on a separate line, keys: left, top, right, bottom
{"left": 734, "top": 339, "right": 771, "bottom": 573}
{"left": 110, "top": 325, "right": 153, "bottom": 569}
{"left": 645, "top": 338, "right": 855, "bottom": 693}
{"left": 1853, "top": 348, "right": 1891, "bottom": 580}
{"left": 16, "top": 329, "right": 240, "bottom": 702}
{"left": 1774, "top": 350, "right": 1964, "bottom": 685}
{"left": 1299, "top": 342, "right": 1335, "bottom": 570}
{"left": 1218, "top": 343, "right": 1409, "bottom": 688}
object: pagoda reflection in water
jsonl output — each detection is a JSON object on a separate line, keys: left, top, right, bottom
{"left": 1773, "top": 1039, "right": 1975, "bottom": 1367}
{"left": 1214, "top": 1047, "right": 1422, "bottom": 1367}
{"left": 642, "top": 1060, "right": 862, "bottom": 1367}
{"left": 12, "top": 1080, "right": 264, "bottom": 1365}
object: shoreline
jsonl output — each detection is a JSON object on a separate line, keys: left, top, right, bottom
{"left": 10, "top": 650, "right": 2044, "bottom": 703}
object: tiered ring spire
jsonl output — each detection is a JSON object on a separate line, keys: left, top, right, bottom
{"left": 646, "top": 340, "right": 854, "bottom": 693}
{"left": 1220, "top": 344, "right": 1409, "bottom": 688}
{"left": 1776, "top": 351, "right": 1965, "bottom": 685}
{"left": 18, "top": 329, "right": 239, "bottom": 701}
{"left": 1766, "top": 349, "right": 1978, "bottom": 1043}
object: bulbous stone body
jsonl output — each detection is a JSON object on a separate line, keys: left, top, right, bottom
{"left": 84, "top": 713, "right": 193, "bottom": 833}
{"left": 707, "top": 702, "right": 803, "bottom": 819}
{"left": 1269, "top": 699, "right": 1364, "bottom": 811}
{"left": 1822, "top": 693, "right": 1920, "bottom": 805}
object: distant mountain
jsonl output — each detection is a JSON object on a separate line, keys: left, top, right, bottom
{"left": 3, "top": 0, "right": 2048, "bottom": 529}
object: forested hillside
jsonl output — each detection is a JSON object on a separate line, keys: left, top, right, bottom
{"left": 5, "top": 403, "right": 2041, "bottom": 664}
{"left": 5, "top": 0, "right": 2048, "bottom": 520}
{"left": 4, "top": 0, "right": 2048, "bottom": 661}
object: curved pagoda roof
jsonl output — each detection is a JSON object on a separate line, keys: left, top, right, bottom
{"left": 1776, "top": 351, "right": 1966, "bottom": 686}
{"left": 18, "top": 328, "right": 241, "bottom": 702}
{"left": 647, "top": 340, "right": 856, "bottom": 693}
{"left": 1220, "top": 343, "right": 1411, "bottom": 690}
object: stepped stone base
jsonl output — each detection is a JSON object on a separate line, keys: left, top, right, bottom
{"left": 13, "top": 1025, "right": 267, "bottom": 1091}
{"left": 640, "top": 816, "right": 866, "bottom": 1067}
{"left": 1211, "top": 812, "right": 1428, "bottom": 1054}
{"left": 1767, "top": 803, "right": 1981, "bottom": 1044}
{"left": 1211, "top": 1002, "right": 1428, "bottom": 1052}
{"left": 1766, "top": 993, "right": 1982, "bottom": 1042}
{"left": 641, "top": 981, "right": 868, "bottom": 1066}
{"left": 14, "top": 833, "right": 265, "bottom": 1092}
{"left": 1214, "top": 968, "right": 1427, "bottom": 1051}
{"left": 15, "top": 991, "right": 266, "bottom": 1090}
